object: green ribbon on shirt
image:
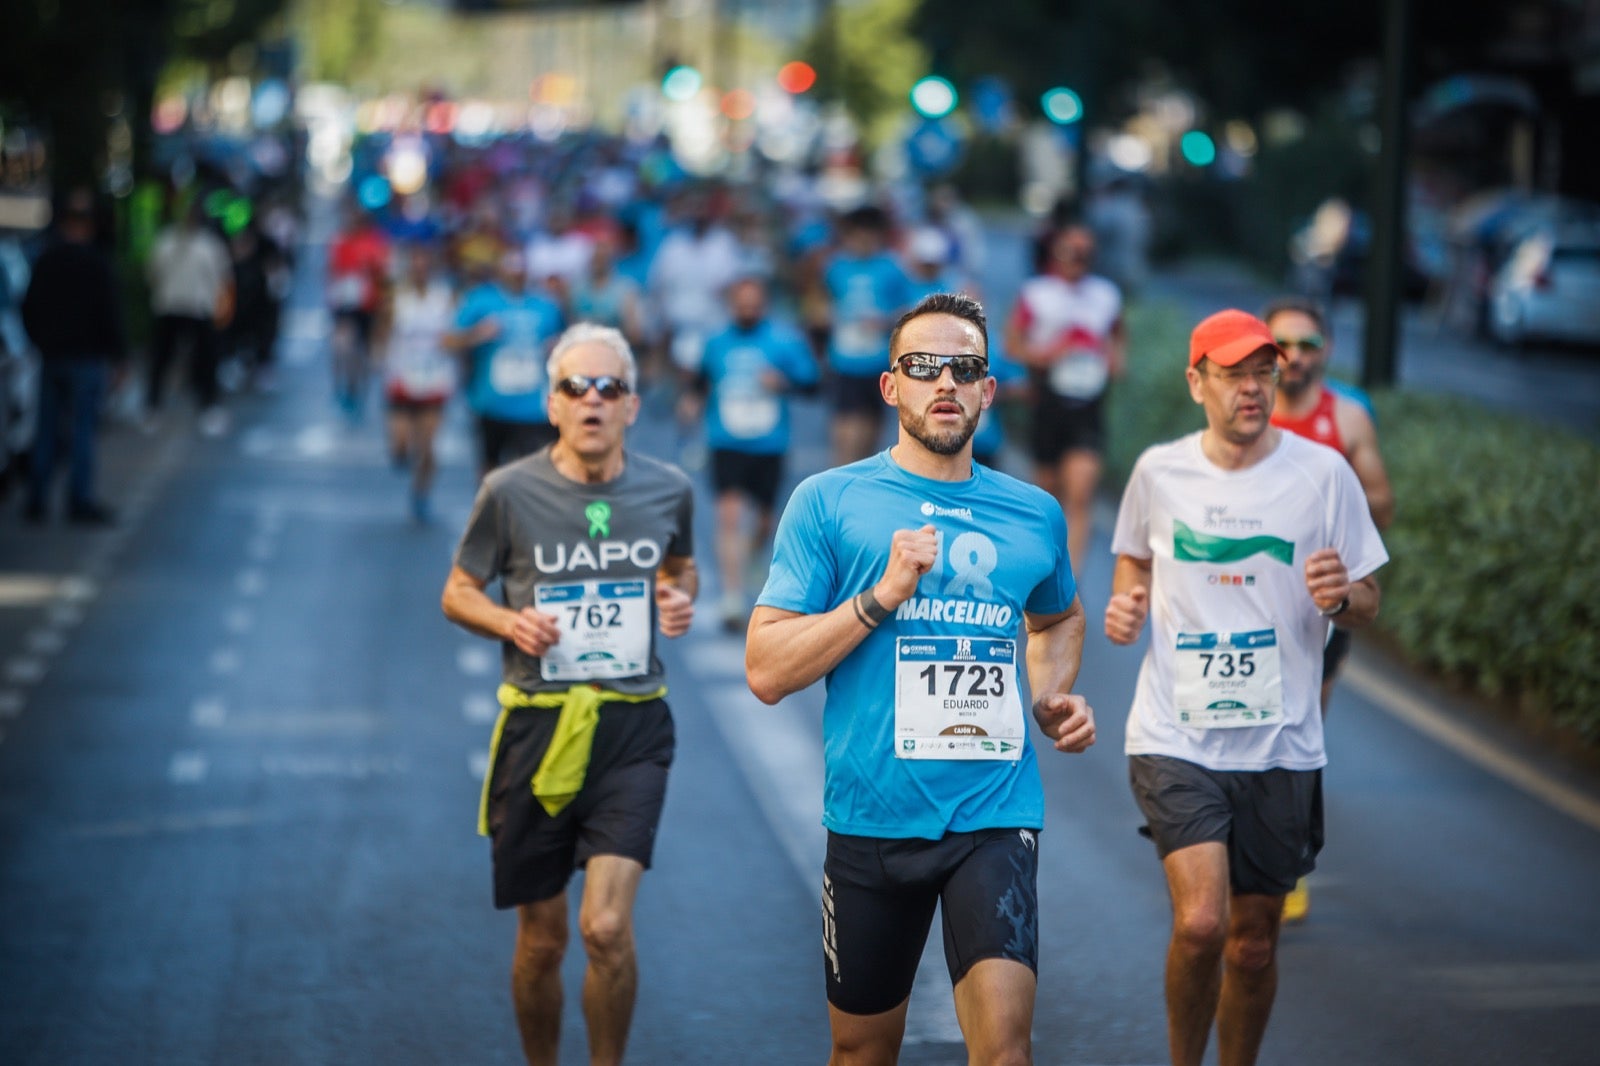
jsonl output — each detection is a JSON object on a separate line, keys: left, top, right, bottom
{"left": 1173, "top": 519, "right": 1294, "bottom": 567}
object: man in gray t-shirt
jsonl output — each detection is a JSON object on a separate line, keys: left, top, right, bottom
{"left": 442, "top": 323, "right": 696, "bottom": 1066}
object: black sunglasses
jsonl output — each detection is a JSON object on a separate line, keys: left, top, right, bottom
{"left": 894, "top": 352, "right": 989, "bottom": 385}
{"left": 554, "top": 374, "right": 631, "bottom": 400}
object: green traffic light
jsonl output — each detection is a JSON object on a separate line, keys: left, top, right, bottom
{"left": 1041, "top": 87, "right": 1082, "bottom": 125}
{"left": 911, "top": 76, "right": 957, "bottom": 119}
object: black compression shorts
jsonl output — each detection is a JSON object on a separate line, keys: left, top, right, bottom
{"left": 822, "top": 827, "right": 1040, "bottom": 1016}
{"left": 485, "top": 697, "right": 675, "bottom": 908}
{"left": 711, "top": 449, "right": 784, "bottom": 510}
{"left": 1128, "top": 754, "right": 1323, "bottom": 896}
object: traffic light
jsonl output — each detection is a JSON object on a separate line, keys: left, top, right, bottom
{"left": 1181, "top": 130, "right": 1217, "bottom": 166}
{"left": 661, "top": 65, "right": 703, "bottom": 103}
{"left": 910, "top": 76, "right": 957, "bottom": 119}
{"left": 1041, "top": 87, "right": 1082, "bottom": 125}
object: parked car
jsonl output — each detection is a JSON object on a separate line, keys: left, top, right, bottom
{"left": 1487, "top": 221, "right": 1600, "bottom": 348}
{"left": 0, "top": 235, "right": 39, "bottom": 498}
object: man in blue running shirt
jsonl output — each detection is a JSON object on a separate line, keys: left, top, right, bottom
{"left": 746, "top": 292, "right": 1096, "bottom": 1065}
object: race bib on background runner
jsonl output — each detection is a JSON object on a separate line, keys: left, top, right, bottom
{"left": 894, "top": 636, "right": 1023, "bottom": 760}
{"left": 1048, "top": 347, "right": 1109, "bottom": 399}
{"left": 536, "top": 580, "right": 651, "bottom": 681}
{"left": 1173, "top": 628, "right": 1283, "bottom": 728}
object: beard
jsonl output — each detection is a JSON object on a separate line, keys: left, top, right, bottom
{"left": 901, "top": 400, "right": 978, "bottom": 455}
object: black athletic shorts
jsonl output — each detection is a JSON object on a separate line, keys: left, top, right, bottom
{"left": 822, "top": 827, "right": 1040, "bottom": 1017}
{"left": 1128, "top": 754, "right": 1323, "bottom": 897}
{"left": 829, "top": 370, "right": 887, "bottom": 416}
{"left": 1028, "top": 390, "right": 1104, "bottom": 462}
{"left": 711, "top": 449, "right": 784, "bottom": 510}
{"left": 485, "top": 698, "right": 675, "bottom": 909}
{"left": 478, "top": 416, "right": 558, "bottom": 474}
{"left": 1323, "top": 626, "right": 1352, "bottom": 682}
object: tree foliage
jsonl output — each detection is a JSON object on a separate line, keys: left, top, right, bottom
{"left": 807, "top": 0, "right": 930, "bottom": 149}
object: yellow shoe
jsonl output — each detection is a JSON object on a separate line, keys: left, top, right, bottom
{"left": 1282, "top": 878, "right": 1310, "bottom": 924}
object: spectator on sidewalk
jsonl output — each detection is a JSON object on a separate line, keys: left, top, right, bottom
{"left": 20, "top": 187, "right": 125, "bottom": 525}
{"left": 146, "top": 196, "right": 235, "bottom": 437}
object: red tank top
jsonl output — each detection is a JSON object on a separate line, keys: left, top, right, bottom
{"left": 1272, "top": 387, "right": 1346, "bottom": 456}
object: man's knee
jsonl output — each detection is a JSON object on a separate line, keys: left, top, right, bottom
{"left": 516, "top": 905, "right": 569, "bottom": 974}
{"left": 1225, "top": 929, "right": 1277, "bottom": 974}
{"left": 1172, "top": 907, "right": 1228, "bottom": 958}
{"left": 579, "top": 906, "right": 635, "bottom": 965}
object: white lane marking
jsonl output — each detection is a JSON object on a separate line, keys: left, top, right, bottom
{"left": 169, "top": 751, "right": 209, "bottom": 784}
{"left": 260, "top": 753, "right": 409, "bottom": 778}
{"left": 191, "top": 697, "right": 228, "bottom": 727}
{"left": 1346, "top": 658, "right": 1600, "bottom": 833}
{"left": 462, "top": 692, "right": 498, "bottom": 723}
{"left": 468, "top": 749, "right": 490, "bottom": 780}
{"left": 25, "top": 628, "right": 66, "bottom": 655}
{"left": 457, "top": 645, "right": 496, "bottom": 677}
{"left": 47, "top": 602, "right": 85, "bottom": 628}
{"left": 201, "top": 709, "right": 381, "bottom": 736}
{"left": 1420, "top": 962, "right": 1600, "bottom": 1010}
{"left": 0, "top": 690, "right": 24, "bottom": 717}
{"left": 0, "top": 575, "right": 71, "bottom": 607}
{"left": 236, "top": 569, "right": 267, "bottom": 597}
{"left": 70, "top": 808, "right": 265, "bottom": 838}
{"left": 224, "top": 607, "right": 255, "bottom": 635}
{"left": 210, "top": 648, "right": 241, "bottom": 675}
{"left": 684, "top": 641, "right": 749, "bottom": 681}
{"left": 59, "top": 577, "right": 98, "bottom": 603}
{"left": 5, "top": 657, "right": 46, "bottom": 684}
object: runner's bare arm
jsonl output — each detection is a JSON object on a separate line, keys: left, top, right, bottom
{"left": 1025, "top": 598, "right": 1096, "bottom": 753}
{"left": 1336, "top": 401, "right": 1394, "bottom": 529}
{"left": 441, "top": 564, "right": 561, "bottom": 657}
{"left": 746, "top": 525, "right": 938, "bottom": 704}
{"left": 1105, "top": 553, "right": 1152, "bottom": 645}
{"left": 1107, "top": 317, "right": 1129, "bottom": 379}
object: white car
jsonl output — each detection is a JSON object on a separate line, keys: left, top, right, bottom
{"left": 1488, "top": 222, "right": 1600, "bottom": 347}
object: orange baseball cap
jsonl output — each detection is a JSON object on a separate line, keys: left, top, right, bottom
{"left": 1189, "top": 309, "right": 1282, "bottom": 367}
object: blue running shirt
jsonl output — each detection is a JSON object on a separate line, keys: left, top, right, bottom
{"left": 758, "top": 452, "right": 1076, "bottom": 839}
{"left": 457, "top": 282, "right": 565, "bottom": 422}
{"left": 701, "top": 320, "right": 819, "bottom": 455}
{"left": 825, "top": 254, "right": 913, "bottom": 378}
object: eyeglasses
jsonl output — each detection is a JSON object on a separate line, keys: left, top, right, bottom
{"left": 1274, "top": 334, "right": 1324, "bottom": 352}
{"left": 1204, "top": 364, "right": 1281, "bottom": 386}
{"left": 894, "top": 352, "right": 989, "bottom": 384}
{"left": 554, "top": 374, "right": 631, "bottom": 400}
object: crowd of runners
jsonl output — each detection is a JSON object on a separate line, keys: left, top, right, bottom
{"left": 300, "top": 126, "right": 1394, "bottom": 1066}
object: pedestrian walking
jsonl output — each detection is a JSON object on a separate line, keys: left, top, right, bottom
{"left": 146, "top": 196, "right": 234, "bottom": 436}
{"left": 20, "top": 188, "right": 124, "bottom": 524}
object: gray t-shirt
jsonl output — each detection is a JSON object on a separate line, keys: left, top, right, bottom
{"left": 454, "top": 448, "right": 695, "bottom": 695}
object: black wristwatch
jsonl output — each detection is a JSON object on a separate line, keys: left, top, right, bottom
{"left": 1319, "top": 596, "right": 1350, "bottom": 618}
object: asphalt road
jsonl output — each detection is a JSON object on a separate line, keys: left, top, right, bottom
{"left": 1, "top": 213, "right": 1598, "bottom": 1065}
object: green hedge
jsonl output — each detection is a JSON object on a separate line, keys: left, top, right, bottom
{"left": 1104, "top": 299, "right": 1600, "bottom": 743}
{"left": 1370, "top": 391, "right": 1600, "bottom": 741}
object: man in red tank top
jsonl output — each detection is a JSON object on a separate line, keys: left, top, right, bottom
{"left": 1264, "top": 296, "right": 1393, "bottom": 923}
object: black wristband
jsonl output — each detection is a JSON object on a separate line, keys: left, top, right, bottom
{"left": 857, "top": 589, "right": 892, "bottom": 626}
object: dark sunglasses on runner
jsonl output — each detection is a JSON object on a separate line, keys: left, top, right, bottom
{"left": 1274, "top": 334, "right": 1324, "bottom": 352}
{"left": 894, "top": 352, "right": 989, "bottom": 384}
{"left": 554, "top": 374, "right": 631, "bottom": 400}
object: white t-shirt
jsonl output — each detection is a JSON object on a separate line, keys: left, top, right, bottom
{"left": 1111, "top": 431, "right": 1388, "bottom": 771}
{"left": 1012, "top": 273, "right": 1122, "bottom": 399}
{"left": 384, "top": 281, "right": 457, "bottom": 400}
{"left": 148, "top": 227, "right": 232, "bottom": 319}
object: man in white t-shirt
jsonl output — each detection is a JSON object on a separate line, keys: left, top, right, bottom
{"left": 1104, "top": 308, "right": 1387, "bottom": 1066}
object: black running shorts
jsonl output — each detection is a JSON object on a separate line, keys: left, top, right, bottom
{"left": 1128, "top": 754, "right": 1323, "bottom": 897}
{"left": 477, "top": 417, "right": 558, "bottom": 475}
{"left": 1028, "top": 390, "right": 1104, "bottom": 462}
{"left": 822, "top": 827, "right": 1040, "bottom": 1017}
{"left": 485, "top": 698, "right": 675, "bottom": 908}
{"left": 829, "top": 370, "right": 888, "bottom": 416}
{"left": 710, "top": 449, "right": 784, "bottom": 510}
